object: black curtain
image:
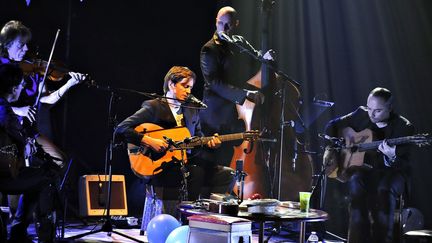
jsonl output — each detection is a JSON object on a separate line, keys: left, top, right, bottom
{"left": 1, "top": 0, "right": 431, "bottom": 236}
{"left": 234, "top": 0, "right": 432, "bottom": 236}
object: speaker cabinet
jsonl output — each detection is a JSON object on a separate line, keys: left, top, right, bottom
{"left": 79, "top": 175, "right": 128, "bottom": 216}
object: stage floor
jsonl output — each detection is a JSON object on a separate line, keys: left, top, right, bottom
{"left": 19, "top": 222, "right": 345, "bottom": 243}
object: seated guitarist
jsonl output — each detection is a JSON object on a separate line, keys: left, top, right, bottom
{"left": 324, "top": 87, "right": 414, "bottom": 243}
{"left": 0, "top": 63, "right": 58, "bottom": 243}
{"left": 115, "top": 66, "right": 235, "bottom": 217}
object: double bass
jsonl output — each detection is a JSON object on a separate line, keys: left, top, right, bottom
{"left": 230, "top": 0, "right": 313, "bottom": 200}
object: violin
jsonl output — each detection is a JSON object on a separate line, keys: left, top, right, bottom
{"left": 19, "top": 58, "right": 71, "bottom": 81}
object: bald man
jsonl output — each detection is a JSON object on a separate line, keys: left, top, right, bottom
{"left": 198, "top": 6, "right": 271, "bottom": 168}
{"left": 325, "top": 87, "right": 415, "bottom": 243}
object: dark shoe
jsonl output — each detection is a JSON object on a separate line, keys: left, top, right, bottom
{"left": 8, "top": 222, "right": 32, "bottom": 243}
{"left": 7, "top": 235, "right": 33, "bottom": 243}
{"left": 36, "top": 216, "right": 55, "bottom": 243}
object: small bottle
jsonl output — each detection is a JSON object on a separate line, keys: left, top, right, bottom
{"left": 306, "top": 231, "right": 319, "bottom": 243}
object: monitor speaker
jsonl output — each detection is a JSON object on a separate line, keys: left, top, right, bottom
{"left": 78, "top": 174, "right": 128, "bottom": 216}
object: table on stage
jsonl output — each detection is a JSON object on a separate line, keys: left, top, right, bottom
{"left": 179, "top": 201, "right": 329, "bottom": 243}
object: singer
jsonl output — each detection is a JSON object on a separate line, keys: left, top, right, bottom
{"left": 115, "top": 66, "right": 235, "bottom": 217}
{"left": 197, "top": 6, "right": 272, "bottom": 168}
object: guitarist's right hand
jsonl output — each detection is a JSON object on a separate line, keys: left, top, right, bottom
{"left": 141, "top": 135, "right": 168, "bottom": 153}
{"left": 12, "top": 106, "right": 37, "bottom": 123}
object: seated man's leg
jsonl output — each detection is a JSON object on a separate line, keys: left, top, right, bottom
{"left": 207, "top": 165, "right": 235, "bottom": 196}
{"left": 10, "top": 193, "right": 37, "bottom": 242}
{"left": 347, "top": 170, "right": 371, "bottom": 243}
{"left": 187, "top": 164, "right": 235, "bottom": 200}
{"left": 35, "top": 183, "right": 57, "bottom": 243}
{"left": 6, "top": 167, "right": 57, "bottom": 242}
{"left": 187, "top": 165, "right": 205, "bottom": 201}
{"left": 372, "top": 171, "right": 405, "bottom": 243}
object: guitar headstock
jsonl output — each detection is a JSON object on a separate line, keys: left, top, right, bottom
{"left": 411, "top": 133, "right": 432, "bottom": 147}
{"left": 244, "top": 130, "right": 260, "bottom": 141}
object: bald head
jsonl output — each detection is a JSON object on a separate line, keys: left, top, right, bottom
{"left": 217, "top": 6, "right": 237, "bottom": 20}
{"left": 216, "top": 6, "right": 239, "bottom": 35}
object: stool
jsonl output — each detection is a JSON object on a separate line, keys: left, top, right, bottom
{"left": 394, "top": 193, "right": 425, "bottom": 243}
{"left": 403, "top": 230, "right": 432, "bottom": 243}
{"left": 140, "top": 184, "right": 163, "bottom": 235}
{"left": 139, "top": 185, "right": 182, "bottom": 235}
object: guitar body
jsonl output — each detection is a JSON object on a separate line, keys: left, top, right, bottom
{"left": 128, "top": 123, "right": 259, "bottom": 178}
{"left": 127, "top": 123, "right": 191, "bottom": 178}
{"left": 325, "top": 127, "right": 373, "bottom": 182}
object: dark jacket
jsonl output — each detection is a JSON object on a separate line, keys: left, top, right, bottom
{"left": 115, "top": 98, "right": 203, "bottom": 186}
{"left": 0, "top": 97, "right": 26, "bottom": 177}
{"left": 199, "top": 33, "right": 260, "bottom": 135}
{"left": 325, "top": 106, "right": 414, "bottom": 176}
{"left": 115, "top": 98, "right": 202, "bottom": 146}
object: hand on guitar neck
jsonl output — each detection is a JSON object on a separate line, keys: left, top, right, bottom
{"left": 206, "top": 133, "right": 221, "bottom": 149}
{"left": 378, "top": 139, "right": 396, "bottom": 160}
{"left": 141, "top": 133, "right": 222, "bottom": 153}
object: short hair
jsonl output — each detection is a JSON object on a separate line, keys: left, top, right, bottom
{"left": 163, "top": 66, "right": 196, "bottom": 93}
{"left": 369, "top": 87, "right": 393, "bottom": 105}
{"left": 0, "top": 20, "right": 31, "bottom": 58}
{"left": 0, "top": 63, "right": 24, "bottom": 95}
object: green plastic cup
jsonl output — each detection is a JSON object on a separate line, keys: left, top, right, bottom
{"left": 299, "top": 191, "right": 312, "bottom": 212}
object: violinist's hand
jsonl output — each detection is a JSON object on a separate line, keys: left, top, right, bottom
{"left": 207, "top": 133, "right": 221, "bottom": 149}
{"left": 263, "top": 49, "right": 276, "bottom": 61}
{"left": 142, "top": 135, "right": 169, "bottom": 153}
{"left": 68, "top": 72, "right": 86, "bottom": 86}
{"left": 12, "top": 106, "right": 37, "bottom": 123}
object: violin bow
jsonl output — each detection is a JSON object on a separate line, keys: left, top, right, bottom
{"left": 33, "top": 29, "right": 61, "bottom": 107}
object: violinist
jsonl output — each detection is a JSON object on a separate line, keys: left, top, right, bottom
{"left": 0, "top": 20, "right": 85, "bottom": 167}
{"left": 0, "top": 20, "right": 84, "bottom": 242}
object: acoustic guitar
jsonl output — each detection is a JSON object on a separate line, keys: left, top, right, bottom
{"left": 324, "top": 127, "right": 431, "bottom": 182}
{"left": 127, "top": 123, "right": 259, "bottom": 178}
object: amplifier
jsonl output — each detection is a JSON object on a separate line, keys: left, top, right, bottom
{"left": 78, "top": 174, "right": 128, "bottom": 216}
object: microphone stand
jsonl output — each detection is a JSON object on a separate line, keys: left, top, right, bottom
{"left": 312, "top": 134, "right": 344, "bottom": 208}
{"left": 66, "top": 83, "right": 202, "bottom": 241}
{"left": 66, "top": 86, "right": 143, "bottom": 242}
{"left": 235, "top": 160, "right": 247, "bottom": 204}
{"left": 220, "top": 28, "right": 305, "bottom": 200}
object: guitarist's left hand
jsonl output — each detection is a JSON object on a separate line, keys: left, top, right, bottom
{"left": 378, "top": 139, "right": 396, "bottom": 160}
{"left": 207, "top": 133, "right": 221, "bottom": 149}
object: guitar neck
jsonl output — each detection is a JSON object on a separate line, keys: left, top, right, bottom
{"left": 180, "top": 133, "right": 246, "bottom": 148}
{"left": 357, "top": 136, "right": 415, "bottom": 151}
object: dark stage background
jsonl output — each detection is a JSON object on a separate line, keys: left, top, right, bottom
{"left": 1, "top": 0, "right": 431, "bottom": 238}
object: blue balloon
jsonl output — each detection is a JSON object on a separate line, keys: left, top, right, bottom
{"left": 165, "top": 225, "right": 190, "bottom": 243}
{"left": 146, "top": 214, "right": 181, "bottom": 243}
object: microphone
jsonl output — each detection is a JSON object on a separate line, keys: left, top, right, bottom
{"left": 318, "top": 133, "right": 344, "bottom": 146}
{"left": 218, "top": 31, "right": 233, "bottom": 43}
{"left": 186, "top": 94, "right": 208, "bottom": 108}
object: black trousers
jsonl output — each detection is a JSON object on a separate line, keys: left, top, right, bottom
{"left": 0, "top": 166, "right": 58, "bottom": 242}
{"left": 187, "top": 164, "right": 236, "bottom": 201}
{"left": 148, "top": 162, "right": 235, "bottom": 201}
{"left": 347, "top": 168, "right": 406, "bottom": 243}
